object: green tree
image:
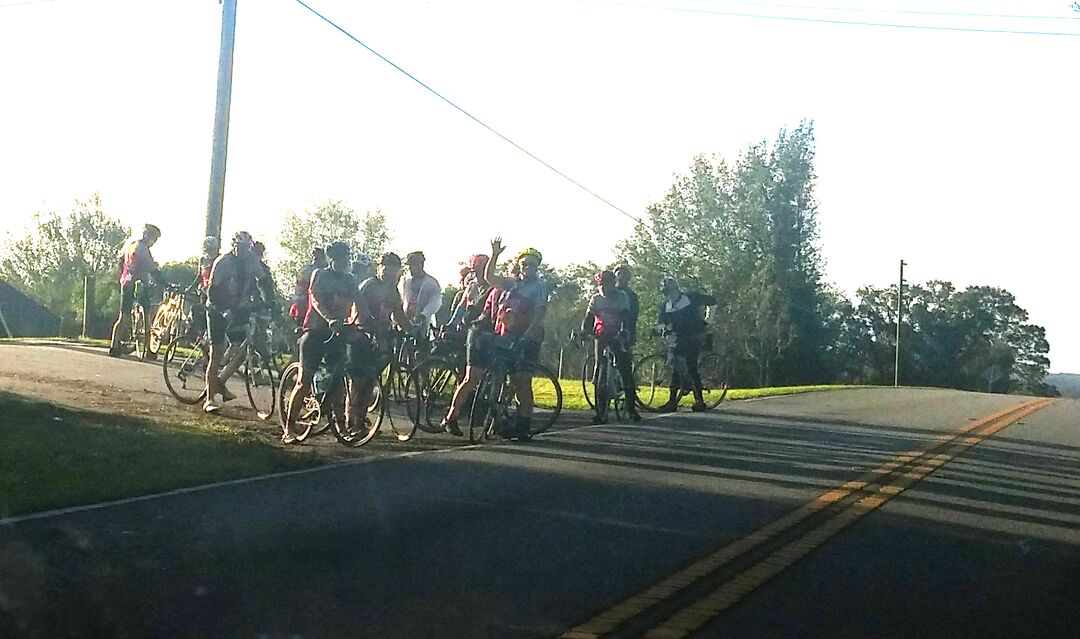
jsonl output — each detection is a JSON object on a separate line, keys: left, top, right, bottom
{"left": 275, "top": 201, "right": 393, "bottom": 293}
{"left": 0, "top": 193, "right": 130, "bottom": 335}
{"left": 618, "top": 121, "right": 826, "bottom": 387}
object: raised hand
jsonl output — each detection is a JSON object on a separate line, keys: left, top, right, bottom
{"left": 490, "top": 236, "right": 505, "bottom": 257}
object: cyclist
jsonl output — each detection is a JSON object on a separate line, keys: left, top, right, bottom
{"left": 282, "top": 241, "right": 364, "bottom": 443}
{"left": 656, "top": 276, "right": 717, "bottom": 412}
{"left": 583, "top": 270, "right": 640, "bottom": 423}
{"left": 109, "top": 224, "right": 165, "bottom": 357}
{"left": 250, "top": 240, "right": 281, "bottom": 356}
{"left": 614, "top": 264, "right": 640, "bottom": 347}
{"left": 203, "top": 231, "right": 269, "bottom": 413}
{"left": 354, "top": 252, "right": 408, "bottom": 427}
{"left": 399, "top": 251, "right": 442, "bottom": 331}
{"left": 440, "top": 238, "right": 546, "bottom": 439}
{"left": 446, "top": 254, "right": 491, "bottom": 329}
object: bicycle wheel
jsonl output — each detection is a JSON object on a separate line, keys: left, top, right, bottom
{"left": 468, "top": 375, "right": 495, "bottom": 444}
{"left": 332, "top": 375, "right": 383, "bottom": 447}
{"left": 634, "top": 353, "right": 676, "bottom": 412}
{"left": 131, "top": 305, "right": 147, "bottom": 360}
{"left": 581, "top": 351, "right": 595, "bottom": 409}
{"left": 389, "top": 371, "right": 419, "bottom": 442}
{"left": 410, "top": 357, "right": 459, "bottom": 434}
{"left": 697, "top": 352, "right": 730, "bottom": 409}
{"left": 593, "top": 362, "right": 609, "bottom": 423}
{"left": 278, "top": 362, "right": 322, "bottom": 442}
{"left": 521, "top": 363, "right": 562, "bottom": 435}
{"left": 244, "top": 348, "right": 279, "bottom": 421}
{"left": 162, "top": 335, "right": 208, "bottom": 404}
{"left": 148, "top": 305, "right": 170, "bottom": 355}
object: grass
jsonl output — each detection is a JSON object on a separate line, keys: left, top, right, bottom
{"left": 0, "top": 336, "right": 111, "bottom": 348}
{"left": 537, "top": 379, "right": 860, "bottom": 411}
{"left": 0, "top": 391, "right": 321, "bottom": 518}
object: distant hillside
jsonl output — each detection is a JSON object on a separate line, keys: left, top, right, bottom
{"left": 1046, "top": 373, "right": 1080, "bottom": 398}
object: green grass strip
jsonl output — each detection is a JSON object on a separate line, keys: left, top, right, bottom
{"left": 0, "top": 391, "right": 320, "bottom": 518}
{"left": 548, "top": 381, "right": 861, "bottom": 411}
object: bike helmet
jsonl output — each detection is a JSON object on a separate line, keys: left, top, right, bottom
{"left": 659, "top": 276, "right": 679, "bottom": 293}
{"left": 515, "top": 247, "right": 543, "bottom": 265}
{"left": 231, "top": 230, "right": 254, "bottom": 250}
{"left": 326, "top": 241, "right": 351, "bottom": 261}
{"left": 377, "top": 252, "right": 402, "bottom": 268}
{"left": 202, "top": 236, "right": 220, "bottom": 254}
{"left": 594, "top": 270, "right": 615, "bottom": 286}
{"left": 253, "top": 241, "right": 266, "bottom": 258}
{"left": 468, "top": 253, "right": 489, "bottom": 272}
{"left": 143, "top": 224, "right": 161, "bottom": 239}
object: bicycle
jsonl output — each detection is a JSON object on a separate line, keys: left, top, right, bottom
{"left": 590, "top": 333, "right": 632, "bottom": 423}
{"left": 468, "top": 337, "right": 563, "bottom": 444}
{"left": 278, "top": 323, "right": 421, "bottom": 444}
{"left": 161, "top": 305, "right": 279, "bottom": 420}
{"left": 577, "top": 331, "right": 644, "bottom": 416}
{"left": 407, "top": 326, "right": 467, "bottom": 433}
{"left": 149, "top": 282, "right": 198, "bottom": 356}
{"left": 122, "top": 281, "right": 157, "bottom": 360}
{"left": 635, "top": 327, "right": 729, "bottom": 411}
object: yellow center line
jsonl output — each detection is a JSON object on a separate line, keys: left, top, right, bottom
{"left": 556, "top": 398, "right": 1054, "bottom": 639}
{"left": 641, "top": 398, "right": 1056, "bottom": 639}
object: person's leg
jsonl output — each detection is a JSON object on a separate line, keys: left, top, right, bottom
{"left": 283, "top": 330, "right": 321, "bottom": 441}
{"left": 109, "top": 282, "right": 135, "bottom": 354}
{"left": 137, "top": 282, "right": 156, "bottom": 359}
{"left": 686, "top": 345, "right": 706, "bottom": 410}
{"left": 204, "top": 308, "right": 226, "bottom": 411}
{"left": 510, "top": 338, "right": 541, "bottom": 436}
{"left": 614, "top": 342, "right": 640, "bottom": 420}
{"left": 591, "top": 337, "right": 607, "bottom": 424}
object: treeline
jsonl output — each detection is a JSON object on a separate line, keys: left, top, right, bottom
{"left": 0, "top": 121, "right": 1055, "bottom": 395}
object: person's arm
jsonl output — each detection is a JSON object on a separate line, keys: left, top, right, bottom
{"left": 256, "top": 263, "right": 277, "bottom": 307}
{"left": 206, "top": 256, "right": 230, "bottom": 307}
{"left": 581, "top": 296, "right": 597, "bottom": 334}
{"left": 484, "top": 238, "right": 513, "bottom": 291}
{"left": 694, "top": 292, "right": 717, "bottom": 307}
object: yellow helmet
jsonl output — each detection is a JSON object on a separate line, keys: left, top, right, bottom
{"left": 515, "top": 247, "right": 543, "bottom": 264}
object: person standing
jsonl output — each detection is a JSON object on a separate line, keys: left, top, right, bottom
{"left": 109, "top": 224, "right": 164, "bottom": 357}
{"left": 583, "top": 270, "right": 640, "bottom": 423}
{"left": 614, "top": 264, "right": 640, "bottom": 348}
{"left": 283, "top": 242, "right": 363, "bottom": 443}
{"left": 203, "top": 231, "right": 266, "bottom": 413}
{"left": 656, "top": 276, "right": 716, "bottom": 412}
{"left": 399, "top": 251, "right": 442, "bottom": 331}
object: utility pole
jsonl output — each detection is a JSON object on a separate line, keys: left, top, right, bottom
{"left": 205, "top": 0, "right": 238, "bottom": 242}
{"left": 894, "top": 259, "right": 906, "bottom": 387}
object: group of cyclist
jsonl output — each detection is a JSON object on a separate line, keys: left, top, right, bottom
{"left": 108, "top": 223, "right": 720, "bottom": 443}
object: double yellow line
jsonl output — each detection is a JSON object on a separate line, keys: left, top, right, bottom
{"left": 559, "top": 397, "right": 1057, "bottom": 639}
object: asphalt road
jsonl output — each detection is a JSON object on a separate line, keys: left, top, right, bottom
{"left": 1, "top": 343, "right": 1078, "bottom": 638}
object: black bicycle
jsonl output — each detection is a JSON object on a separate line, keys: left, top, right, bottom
{"left": 635, "top": 327, "right": 729, "bottom": 411}
{"left": 468, "top": 337, "right": 562, "bottom": 444}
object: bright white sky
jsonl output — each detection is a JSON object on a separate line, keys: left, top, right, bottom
{"left": 1, "top": 0, "right": 1078, "bottom": 372}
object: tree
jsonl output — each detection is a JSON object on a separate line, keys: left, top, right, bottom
{"left": 0, "top": 193, "right": 130, "bottom": 335}
{"left": 618, "top": 121, "right": 826, "bottom": 387}
{"left": 275, "top": 201, "right": 393, "bottom": 292}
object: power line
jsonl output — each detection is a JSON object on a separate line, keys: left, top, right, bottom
{"left": 684, "top": 0, "right": 1080, "bottom": 21}
{"left": 292, "top": 0, "right": 644, "bottom": 226}
{"left": 585, "top": 0, "right": 1080, "bottom": 37}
